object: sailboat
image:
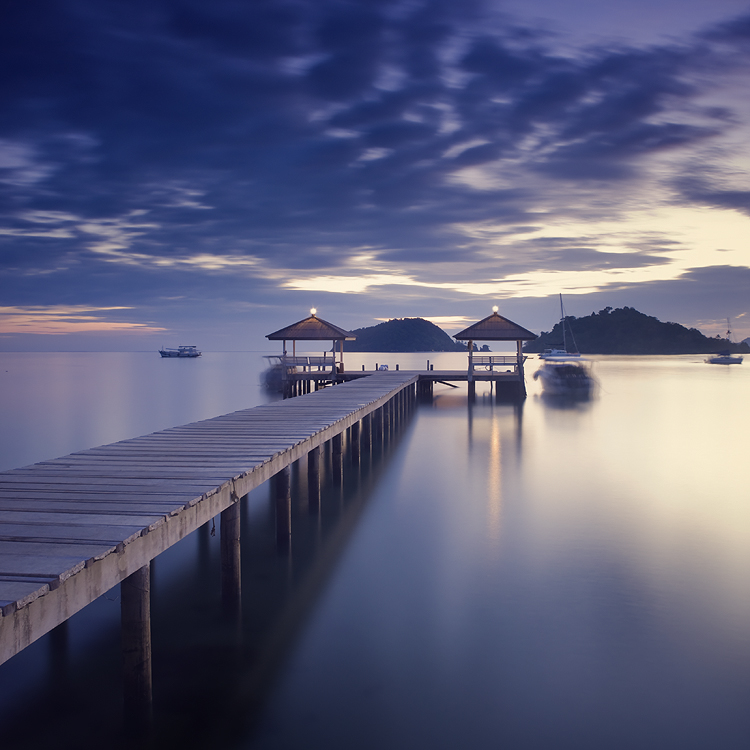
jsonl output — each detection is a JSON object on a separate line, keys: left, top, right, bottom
{"left": 538, "top": 294, "right": 581, "bottom": 359}
{"left": 706, "top": 319, "right": 743, "bottom": 365}
{"left": 534, "top": 295, "right": 594, "bottom": 397}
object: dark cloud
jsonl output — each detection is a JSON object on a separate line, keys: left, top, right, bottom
{"left": 672, "top": 175, "right": 750, "bottom": 216}
{"left": 701, "top": 13, "right": 750, "bottom": 43}
{"left": 1, "top": 0, "right": 749, "bottom": 347}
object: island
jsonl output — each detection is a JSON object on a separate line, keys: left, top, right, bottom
{"left": 524, "top": 306, "right": 750, "bottom": 355}
{"left": 343, "top": 318, "right": 467, "bottom": 352}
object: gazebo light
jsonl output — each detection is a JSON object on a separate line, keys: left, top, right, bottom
{"left": 310, "top": 308, "right": 317, "bottom": 316}
{"left": 492, "top": 305, "right": 499, "bottom": 313}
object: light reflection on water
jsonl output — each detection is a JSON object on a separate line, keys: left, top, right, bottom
{"left": 0, "top": 352, "right": 749, "bottom": 749}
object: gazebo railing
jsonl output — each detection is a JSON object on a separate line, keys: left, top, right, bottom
{"left": 471, "top": 355, "right": 520, "bottom": 369}
{"left": 282, "top": 354, "right": 337, "bottom": 372}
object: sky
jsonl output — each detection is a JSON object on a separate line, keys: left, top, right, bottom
{"left": 2, "top": 0, "right": 750, "bottom": 351}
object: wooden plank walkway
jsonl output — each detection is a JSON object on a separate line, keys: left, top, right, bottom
{"left": 0, "top": 371, "right": 417, "bottom": 665}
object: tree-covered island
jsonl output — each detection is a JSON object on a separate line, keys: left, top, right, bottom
{"left": 524, "top": 306, "right": 750, "bottom": 355}
{"left": 343, "top": 318, "right": 467, "bottom": 352}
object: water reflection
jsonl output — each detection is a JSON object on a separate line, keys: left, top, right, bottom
{"left": 3, "top": 355, "right": 750, "bottom": 750}
{"left": 0, "top": 398, "right": 415, "bottom": 750}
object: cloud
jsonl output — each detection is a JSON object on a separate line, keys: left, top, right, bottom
{"left": 0, "top": 305, "right": 166, "bottom": 335}
{"left": 2, "top": 0, "right": 750, "bottom": 345}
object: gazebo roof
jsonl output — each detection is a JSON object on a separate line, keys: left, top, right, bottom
{"left": 266, "top": 314, "right": 355, "bottom": 341}
{"left": 454, "top": 311, "right": 537, "bottom": 341}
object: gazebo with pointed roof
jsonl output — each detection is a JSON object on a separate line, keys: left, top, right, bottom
{"left": 454, "top": 307, "right": 537, "bottom": 389}
{"left": 454, "top": 308, "right": 537, "bottom": 343}
{"left": 266, "top": 309, "right": 355, "bottom": 372}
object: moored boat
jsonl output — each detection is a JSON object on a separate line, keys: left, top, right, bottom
{"left": 533, "top": 356, "right": 594, "bottom": 397}
{"left": 533, "top": 296, "right": 593, "bottom": 396}
{"left": 539, "top": 348, "right": 581, "bottom": 360}
{"left": 705, "top": 319, "right": 743, "bottom": 365}
{"left": 159, "top": 345, "right": 201, "bottom": 358}
{"left": 706, "top": 351, "right": 743, "bottom": 365}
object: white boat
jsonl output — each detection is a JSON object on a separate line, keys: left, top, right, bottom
{"left": 534, "top": 356, "right": 594, "bottom": 397}
{"left": 705, "top": 319, "right": 743, "bottom": 365}
{"left": 539, "top": 348, "right": 581, "bottom": 360}
{"left": 533, "top": 295, "right": 593, "bottom": 396}
{"left": 538, "top": 295, "right": 583, "bottom": 359}
{"left": 159, "top": 345, "right": 201, "bottom": 358}
{"left": 706, "top": 351, "right": 743, "bottom": 365}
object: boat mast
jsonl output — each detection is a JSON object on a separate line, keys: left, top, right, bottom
{"left": 560, "top": 293, "right": 568, "bottom": 353}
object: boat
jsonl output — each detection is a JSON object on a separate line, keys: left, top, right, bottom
{"left": 261, "top": 355, "right": 289, "bottom": 392}
{"left": 159, "top": 345, "right": 201, "bottom": 358}
{"left": 534, "top": 356, "right": 594, "bottom": 397}
{"left": 705, "top": 319, "right": 743, "bottom": 365}
{"left": 533, "top": 295, "right": 594, "bottom": 397}
{"left": 539, "top": 348, "right": 580, "bottom": 360}
{"left": 706, "top": 351, "right": 743, "bottom": 365}
{"left": 538, "top": 295, "right": 583, "bottom": 360}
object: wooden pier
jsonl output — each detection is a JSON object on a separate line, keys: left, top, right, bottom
{"left": 282, "top": 358, "right": 528, "bottom": 400}
{"left": 0, "top": 371, "right": 418, "bottom": 673}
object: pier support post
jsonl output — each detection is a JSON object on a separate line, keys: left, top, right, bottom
{"left": 274, "top": 466, "right": 291, "bottom": 545}
{"left": 121, "top": 564, "right": 152, "bottom": 735}
{"left": 332, "top": 433, "right": 343, "bottom": 483}
{"left": 374, "top": 407, "right": 383, "bottom": 446}
{"left": 308, "top": 446, "right": 320, "bottom": 510}
{"left": 351, "top": 420, "right": 361, "bottom": 465}
{"left": 220, "top": 500, "right": 241, "bottom": 618}
{"left": 362, "top": 413, "right": 372, "bottom": 452}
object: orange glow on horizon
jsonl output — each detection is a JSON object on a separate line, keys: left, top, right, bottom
{"left": 0, "top": 306, "right": 166, "bottom": 335}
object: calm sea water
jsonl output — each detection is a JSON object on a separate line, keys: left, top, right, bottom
{"left": 1, "top": 351, "right": 748, "bottom": 749}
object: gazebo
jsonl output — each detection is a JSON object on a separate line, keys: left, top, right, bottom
{"left": 454, "top": 307, "right": 537, "bottom": 396}
{"left": 266, "top": 309, "right": 356, "bottom": 375}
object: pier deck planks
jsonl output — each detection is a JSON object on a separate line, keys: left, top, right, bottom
{"left": 0, "top": 371, "right": 417, "bottom": 664}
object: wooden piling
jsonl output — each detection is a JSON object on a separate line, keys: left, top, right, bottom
{"left": 307, "top": 445, "right": 321, "bottom": 510}
{"left": 362, "top": 412, "right": 372, "bottom": 452}
{"left": 275, "top": 466, "right": 291, "bottom": 544}
{"left": 220, "top": 500, "right": 241, "bottom": 617}
{"left": 121, "top": 564, "right": 152, "bottom": 735}
{"left": 332, "top": 433, "right": 343, "bottom": 483}
{"left": 373, "top": 406, "right": 383, "bottom": 446}
{"left": 351, "top": 420, "right": 361, "bottom": 465}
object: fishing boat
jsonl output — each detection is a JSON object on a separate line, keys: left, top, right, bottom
{"left": 159, "top": 345, "right": 201, "bottom": 358}
{"left": 705, "top": 319, "right": 743, "bottom": 365}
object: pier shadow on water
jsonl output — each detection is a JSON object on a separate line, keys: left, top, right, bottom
{"left": 0, "top": 417, "right": 415, "bottom": 750}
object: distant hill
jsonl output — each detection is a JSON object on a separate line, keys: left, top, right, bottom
{"left": 344, "top": 318, "right": 467, "bottom": 352}
{"left": 524, "top": 306, "right": 750, "bottom": 355}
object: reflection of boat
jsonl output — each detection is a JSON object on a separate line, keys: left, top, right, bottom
{"left": 534, "top": 357, "right": 593, "bottom": 397}
{"left": 159, "top": 345, "right": 201, "bottom": 358}
{"left": 706, "top": 319, "right": 743, "bottom": 365}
